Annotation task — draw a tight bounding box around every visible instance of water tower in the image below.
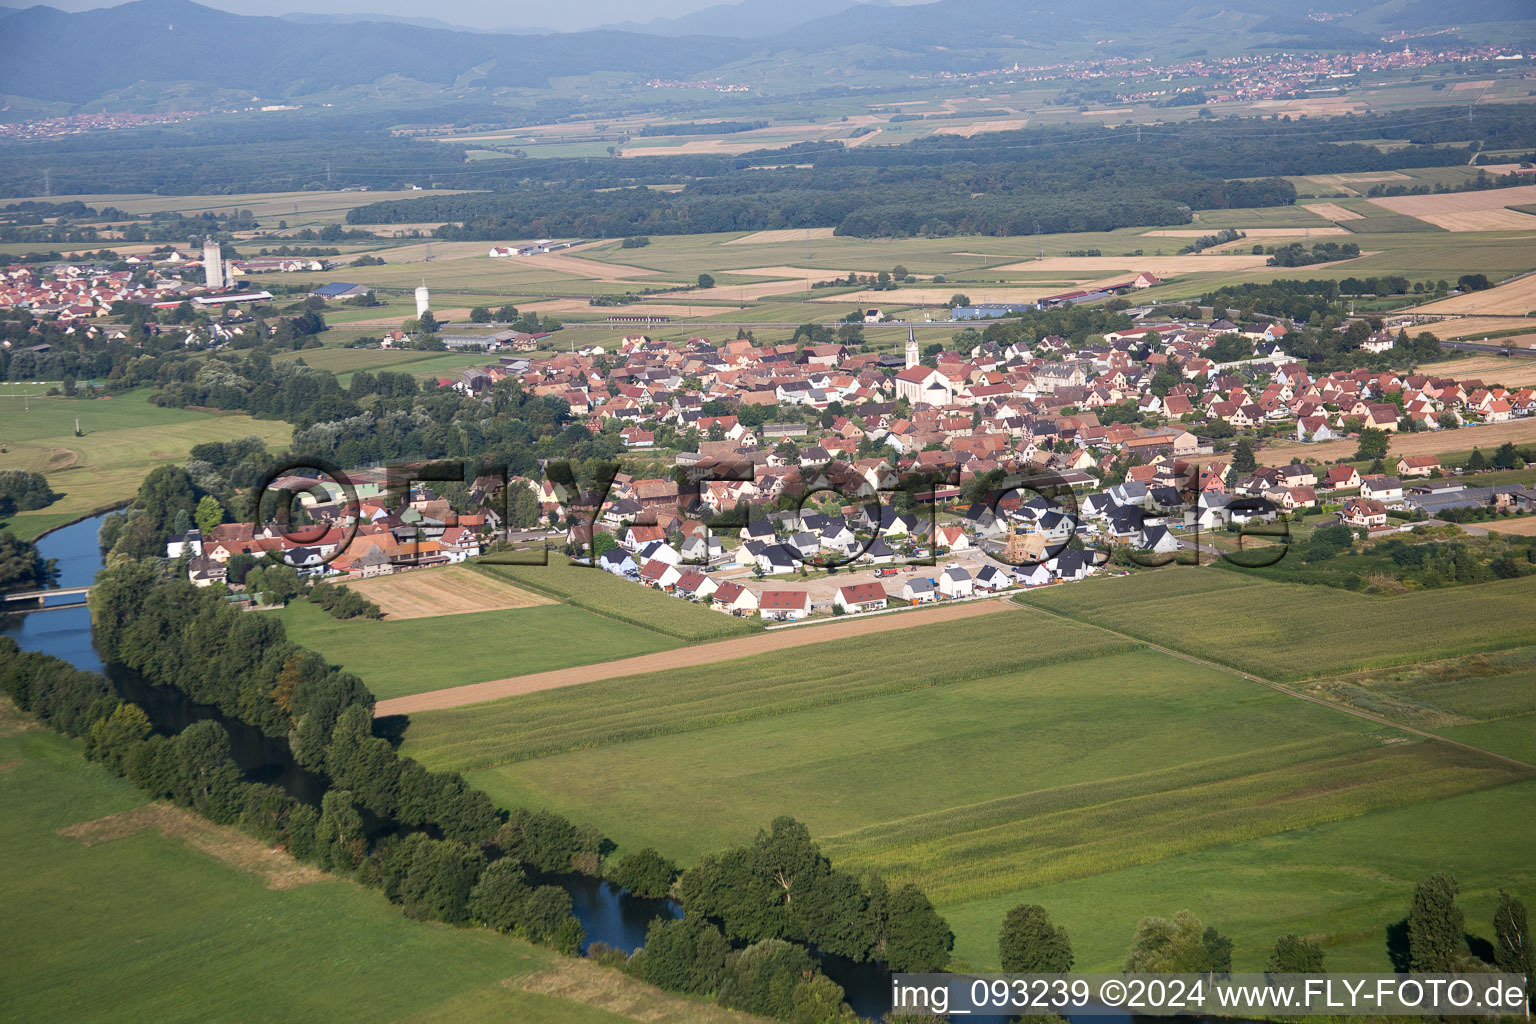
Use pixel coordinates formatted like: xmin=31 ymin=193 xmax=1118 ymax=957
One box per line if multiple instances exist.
xmin=415 ymin=281 xmax=430 ymax=317
xmin=203 ymin=237 xmax=224 ymax=289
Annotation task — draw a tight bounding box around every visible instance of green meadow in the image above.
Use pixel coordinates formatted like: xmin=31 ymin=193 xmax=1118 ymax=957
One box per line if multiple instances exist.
xmin=277 ymin=599 xmax=680 ymax=701
xmin=472 ymin=560 xmax=761 ymax=642
xmin=399 ymin=591 xmax=1533 ymax=972
xmin=0 ymin=707 xmax=664 ymax=1024
xmin=1015 ymin=569 xmax=1536 ymax=680
xmin=0 ymin=388 xmax=291 ymax=534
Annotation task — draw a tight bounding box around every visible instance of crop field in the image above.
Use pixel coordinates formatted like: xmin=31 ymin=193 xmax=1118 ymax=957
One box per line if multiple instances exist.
xmin=345 ymin=565 xmax=555 ymax=619
xmin=1015 ymin=571 xmax=1536 ymax=680
xmin=1417 ymin=270 xmax=1536 ymax=315
xmin=472 ymin=559 xmax=761 ymax=642
xmin=1306 ymin=646 xmax=1536 ymax=765
xmin=0 ymin=706 xmax=664 ymax=1024
xmin=941 ymin=781 xmax=1536 ymax=971
xmin=0 ymin=389 xmax=291 ymax=532
xmin=277 ymin=599 xmax=679 ymax=701
xmin=1367 ymin=184 xmax=1536 ymax=231
xmin=1236 ymin=416 xmax=1536 ymax=467
xmin=398 ymin=604 xmax=1532 ymax=973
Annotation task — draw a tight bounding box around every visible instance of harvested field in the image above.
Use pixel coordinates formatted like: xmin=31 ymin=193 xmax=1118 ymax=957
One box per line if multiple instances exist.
xmin=933 ymin=117 xmax=1031 ymax=136
xmin=1416 ymin=273 xmax=1536 ymax=315
xmin=57 ymin=803 xmax=329 ymax=890
xmin=345 ymin=565 xmax=554 ymax=619
xmin=1367 ymin=184 xmax=1536 ymax=232
xmin=992 ymin=253 xmax=1273 ymax=274
xmin=724 ymin=227 xmax=837 ymax=246
xmin=1417 ymin=316 xmax=1536 ymax=340
xmin=1306 ymin=172 xmax=1411 ymax=186
xmin=1303 ymin=202 xmax=1365 ymax=221
xmin=522 ymin=299 xmax=723 ymax=317
xmin=1241 ymin=418 xmax=1536 ymax=466
xmin=1479 ymin=517 xmax=1536 ymax=537
xmin=512 ymin=249 xmax=649 ymax=282
xmin=1418 ymin=353 xmax=1536 ymax=386
xmin=1142 ymin=227 xmax=1350 ymax=238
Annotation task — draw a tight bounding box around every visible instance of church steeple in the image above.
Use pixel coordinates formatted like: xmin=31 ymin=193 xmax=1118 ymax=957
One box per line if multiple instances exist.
xmin=905 ymin=325 xmax=919 ymax=370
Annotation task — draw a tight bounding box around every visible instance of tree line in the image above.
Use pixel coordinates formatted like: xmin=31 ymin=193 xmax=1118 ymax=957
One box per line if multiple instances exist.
xmin=1 ymin=563 xmax=966 ymax=1020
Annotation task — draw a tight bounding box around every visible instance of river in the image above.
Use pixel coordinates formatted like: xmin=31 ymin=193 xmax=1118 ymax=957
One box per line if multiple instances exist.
xmin=6 ymin=512 xmax=1180 ymax=1023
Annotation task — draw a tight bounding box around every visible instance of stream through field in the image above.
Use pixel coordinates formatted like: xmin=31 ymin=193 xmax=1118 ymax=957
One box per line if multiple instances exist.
xmin=8 ymin=512 xmax=1236 ymax=1023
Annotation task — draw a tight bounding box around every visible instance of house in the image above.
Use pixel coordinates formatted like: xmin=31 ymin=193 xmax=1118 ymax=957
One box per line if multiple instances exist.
xmin=1321 ymin=465 xmax=1362 ymax=491
xmin=1360 ymin=475 xmax=1404 ymax=505
xmin=759 ymin=589 xmax=810 ymax=621
xmin=637 ymin=559 xmax=683 ymax=590
xmin=712 ymin=580 xmax=760 ymax=616
xmin=934 ymin=524 xmax=971 ymax=551
xmin=598 ymin=549 xmax=638 ymax=576
xmin=1011 ymin=563 xmax=1053 ymax=588
xmin=680 ymin=533 xmax=723 ymax=564
xmin=308 ymin=282 xmax=372 ymax=301
xmin=938 ymin=566 xmax=974 ymax=598
xmin=1340 ymin=497 xmax=1388 ymax=529
xmin=973 ymin=565 xmax=1012 ymax=591
xmin=1397 ymin=455 xmax=1441 ymax=479
xmin=1137 ymin=524 xmax=1180 ymax=555
xmin=673 ymin=569 xmax=719 ymax=602
xmin=901 ymin=577 xmax=937 ymax=604
xmin=834 ymin=582 xmax=889 ymax=614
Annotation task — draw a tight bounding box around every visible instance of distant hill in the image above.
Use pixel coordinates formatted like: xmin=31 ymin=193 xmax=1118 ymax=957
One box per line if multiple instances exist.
xmin=0 ymin=0 xmax=742 ymax=105
xmin=0 ymin=0 xmax=1517 ymax=111
xmin=605 ymin=0 xmax=874 ymax=38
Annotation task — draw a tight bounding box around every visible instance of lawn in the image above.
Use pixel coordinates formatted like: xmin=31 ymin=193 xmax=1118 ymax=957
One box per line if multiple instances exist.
xmin=0 ymin=388 xmax=291 ymax=531
xmin=399 ymin=604 xmax=1530 ymax=974
xmin=277 ymin=599 xmax=680 ymax=701
xmin=1015 ymin=570 xmax=1536 ymax=680
xmin=0 ymin=706 xmax=650 ymax=1024
xmin=472 ymin=559 xmax=761 ymax=642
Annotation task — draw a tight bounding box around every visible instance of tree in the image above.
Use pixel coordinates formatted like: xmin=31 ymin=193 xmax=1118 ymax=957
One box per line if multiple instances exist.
xmin=999 ymin=904 xmax=1074 ymax=972
xmin=610 ymin=847 xmax=679 ymax=898
xmin=1407 ymin=871 xmax=1467 ymax=972
xmin=317 ymin=789 xmax=367 ymax=871
xmin=0 ymin=532 xmax=58 ymax=593
xmin=507 ymin=483 xmax=541 ymax=530
xmin=1492 ymin=890 xmax=1532 ymax=981
xmin=467 ymin=859 xmax=531 ymax=932
xmin=590 ymin=531 xmax=618 ymax=560
xmin=640 ymin=916 xmax=731 ymax=995
xmin=194 ymin=495 xmax=224 ymax=535
xmin=136 ymin=465 xmax=198 ymax=534
xmin=494 ymin=303 xmax=519 ymax=322
xmin=1268 ymin=934 xmax=1326 ymax=973
xmin=1232 ymin=439 xmax=1257 ymax=475
xmin=469 ymin=306 xmax=492 ymax=323
xmin=1466 ymin=447 xmax=1489 ymax=472
xmin=1492 ymin=441 xmax=1521 ymax=470
xmin=949 ymin=293 xmax=971 ymax=307
xmin=697 ymin=273 xmax=715 ymax=289
xmin=1124 ymin=911 xmax=1232 ymax=973
xmin=882 ymin=883 xmax=954 ymax=972
xmin=1354 ymin=428 xmax=1390 ymax=462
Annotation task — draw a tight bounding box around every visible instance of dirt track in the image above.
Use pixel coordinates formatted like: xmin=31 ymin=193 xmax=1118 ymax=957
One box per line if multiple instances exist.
xmin=374 ymin=597 xmax=1020 ymax=716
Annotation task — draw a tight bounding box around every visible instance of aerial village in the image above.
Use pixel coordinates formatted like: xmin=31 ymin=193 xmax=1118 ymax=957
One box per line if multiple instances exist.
xmin=160 ymin=307 xmax=1536 ymax=622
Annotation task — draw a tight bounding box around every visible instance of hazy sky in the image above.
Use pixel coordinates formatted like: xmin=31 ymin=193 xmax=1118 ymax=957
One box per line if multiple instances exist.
xmin=29 ymin=0 xmax=806 ymax=32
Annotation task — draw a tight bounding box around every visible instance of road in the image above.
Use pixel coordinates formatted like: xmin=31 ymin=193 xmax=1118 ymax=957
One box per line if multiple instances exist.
xmin=373 ymin=597 xmax=1020 ymax=716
